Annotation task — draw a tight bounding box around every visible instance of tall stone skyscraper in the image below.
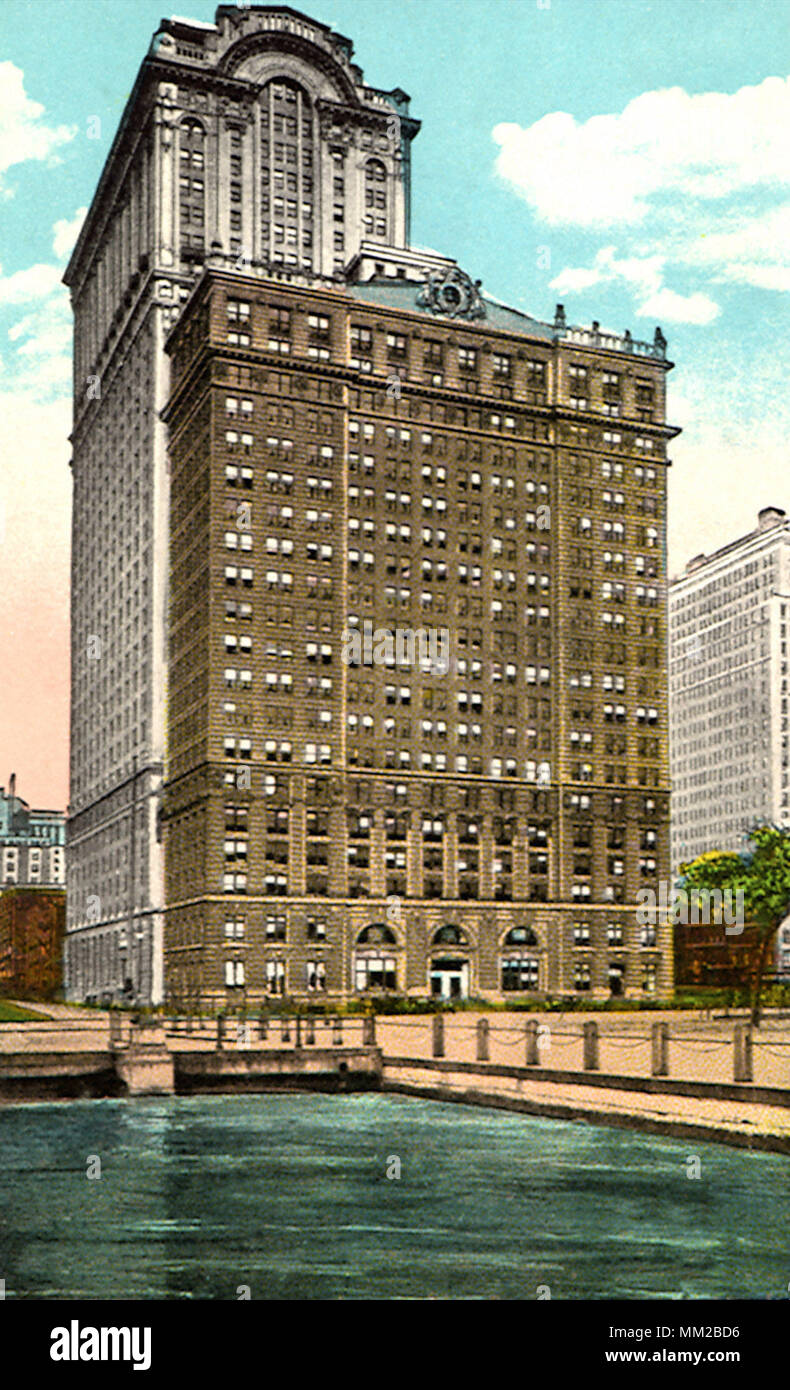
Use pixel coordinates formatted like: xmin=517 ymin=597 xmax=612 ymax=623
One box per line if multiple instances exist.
xmin=64 ymin=6 xmax=419 ymax=1003
xmin=66 ymin=5 xmax=678 ymax=1007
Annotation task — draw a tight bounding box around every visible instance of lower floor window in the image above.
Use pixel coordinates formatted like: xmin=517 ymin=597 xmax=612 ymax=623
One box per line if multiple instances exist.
xmin=224 ymin=960 xmax=245 ymax=987
xmin=608 ymin=962 xmax=626 ymax=994
xmin=355 ymin=954 xmax=396 ymax=992
xmin=574 ymin=963 xmax=591 ymax=991
xmin=266 ymin=960 xmax=285 ymax=995
xmin=501 ymin=956 xmax=539 ymax=991
xmin=306 ymin=961 xmax=326 ymax=991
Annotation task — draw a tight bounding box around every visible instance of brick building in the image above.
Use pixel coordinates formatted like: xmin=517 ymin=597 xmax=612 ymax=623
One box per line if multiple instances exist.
xmin=673 ymin=922 xmax=764 ymax=993
xmin=65 ymin=4 xmax=679 ymax=1006
xmin=0 ymin=889 xmax=65 ymax=1001
xmin=162 ymin=259 xmax=678 ymax=1008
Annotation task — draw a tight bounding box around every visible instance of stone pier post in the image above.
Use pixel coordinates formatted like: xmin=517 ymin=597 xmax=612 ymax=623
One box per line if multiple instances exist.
xmin=733 ymin=1023 xmax=753 ymax=1082
xmin=651 ymin=1022 xmax=669 ymax=1077
xmin=582 ymin=1020 xmax=599 ymax=1071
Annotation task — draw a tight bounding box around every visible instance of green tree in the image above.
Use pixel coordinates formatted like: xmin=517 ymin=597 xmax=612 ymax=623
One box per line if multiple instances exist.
xmin=680 ymin=826 xmax=790 ymax=1027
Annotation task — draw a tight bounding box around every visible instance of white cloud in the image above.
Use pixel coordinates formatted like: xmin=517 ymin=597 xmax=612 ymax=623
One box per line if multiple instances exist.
xmin=551 ymin=245 xmax=663 ymax=296
xmin=493 ymin=76 xmax=790 ymax=229
xmin=0 ymin=262 xmax=63 ymax=305
xmin=12 ymin=319 xmax=71 ymax=363
xmin=53 ymin=207 xmax=87 ymax=261
xmin=496 ymin=76 xmax=790 ymax=324
xmin=548 ymin=265 xmax=601 ymax=295
xmin=0 ymin=62 xmax=75 ymax=192
xmin=680 ymin=203 xmax=790 ymax=292
xmin=637 ymin=287 xmax=719 ymax=326
xmin=3 ymin=290 xmax=72 ymax=395
xmin=0 ymin=212 xmax=80 ymax=405
xmin=549 ymin=246 xmax=720 ymax=326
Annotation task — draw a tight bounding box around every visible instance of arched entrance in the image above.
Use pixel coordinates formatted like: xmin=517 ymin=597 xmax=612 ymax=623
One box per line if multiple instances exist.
xmin=429 ymin=925 xmax=471 ymax=999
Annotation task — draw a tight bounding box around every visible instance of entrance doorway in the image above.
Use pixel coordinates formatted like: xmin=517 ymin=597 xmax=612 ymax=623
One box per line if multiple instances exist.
xmin=608 ymin=963 xmax=626 ymax=997
xmin=430 ymin=958 xmax=470 ymax=999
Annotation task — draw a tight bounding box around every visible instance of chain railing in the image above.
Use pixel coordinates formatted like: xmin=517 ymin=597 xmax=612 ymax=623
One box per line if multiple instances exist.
xmin=374 ymin=1015 xmax=789 ymax=1089
xmin=4 ymin=1009 xmax=790 ymax=1090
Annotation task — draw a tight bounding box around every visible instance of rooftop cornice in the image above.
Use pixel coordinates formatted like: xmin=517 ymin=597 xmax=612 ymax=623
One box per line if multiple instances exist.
xmin=316 ymin=96 xmax=420 ymax=140
xmin=163 ymin=274 xmax=681 ymax=444
xmin=670 ymin=520 xmax=790 ymax=587
xmin=213 ymin=5 xmax=353 ymax=55
xmin=145 ymin=54 xmax=257 ymax=98
xmin=164 ymin=266 xmax=682 ymax=385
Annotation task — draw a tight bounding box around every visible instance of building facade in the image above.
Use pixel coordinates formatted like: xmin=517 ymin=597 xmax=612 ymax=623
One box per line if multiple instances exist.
xmin=163 ymin=260 xmax=677 ymax=1007
xmin=669 ymin=506 xmax=790 ymax=877
xmin=0 ymin=777 xmax=65 ymax=890
xmin=66 ymin=4 xmax=678 ymax=1006
xmin=0 ymin=889 xmax=65 ymax=1001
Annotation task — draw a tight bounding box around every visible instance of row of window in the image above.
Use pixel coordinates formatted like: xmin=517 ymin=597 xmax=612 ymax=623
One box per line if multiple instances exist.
xmin=220 ymin=957 xmax=658 ymax=994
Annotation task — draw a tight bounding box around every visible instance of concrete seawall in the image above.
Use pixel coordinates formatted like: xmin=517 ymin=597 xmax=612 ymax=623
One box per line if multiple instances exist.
xmin=0 ymin=1051 xmax=122 ymax=1101
xmin=0 ymin=1040 xmax=383 ymax=1101
xmin=382 ymin=1057 xmax=790 ymax=1154
xmin=177 ymin=1046 xmax=381 ymax=1094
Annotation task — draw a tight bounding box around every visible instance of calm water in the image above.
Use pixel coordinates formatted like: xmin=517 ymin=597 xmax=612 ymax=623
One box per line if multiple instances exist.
xmin=0 ymin=1093 xmax=787 ymax=1299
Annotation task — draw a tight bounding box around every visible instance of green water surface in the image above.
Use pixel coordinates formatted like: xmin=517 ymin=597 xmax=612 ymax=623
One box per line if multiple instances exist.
xmin=0 ymin=1093 xmax=786 ymax=1299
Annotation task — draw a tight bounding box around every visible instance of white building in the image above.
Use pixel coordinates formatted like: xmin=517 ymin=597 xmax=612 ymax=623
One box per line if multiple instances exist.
xmin=669 ymin=506 xmax=790 ymax=887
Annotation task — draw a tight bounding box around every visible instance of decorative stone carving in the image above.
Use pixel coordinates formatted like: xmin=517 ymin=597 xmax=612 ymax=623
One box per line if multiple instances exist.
xmin=317 ymin=106 xmax=356 ymax=148
xmin=416 ymin=267 xmax=486 ymax=321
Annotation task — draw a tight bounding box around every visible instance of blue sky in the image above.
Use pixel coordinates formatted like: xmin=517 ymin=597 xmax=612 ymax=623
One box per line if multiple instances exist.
xmin=1 ymin=0 xmax=789 ymax=803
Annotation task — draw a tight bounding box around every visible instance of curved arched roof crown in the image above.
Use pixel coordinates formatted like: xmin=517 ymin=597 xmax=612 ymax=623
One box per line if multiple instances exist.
xmin=218 ymin=30 xmax=362 ymax=107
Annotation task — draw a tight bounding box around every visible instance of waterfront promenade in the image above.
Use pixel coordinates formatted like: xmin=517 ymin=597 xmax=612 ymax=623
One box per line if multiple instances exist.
xmin=2 ymin=1004 xmax=790 ymax=1151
